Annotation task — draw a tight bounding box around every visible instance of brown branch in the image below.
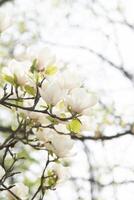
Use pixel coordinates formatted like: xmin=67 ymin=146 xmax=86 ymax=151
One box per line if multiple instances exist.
xmin=0 ymin=125 xmax=133 ymax=142
xmin=72 ymin=130 xmax=133 ymax=141
xmin=0 ymin=0 xmax=14 ymax=6
xmin=0 ymin=100 xmax=76 ymax=122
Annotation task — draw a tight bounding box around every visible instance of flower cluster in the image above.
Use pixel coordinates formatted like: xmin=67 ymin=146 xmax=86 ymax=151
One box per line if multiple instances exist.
xmin=0 ymin=47 xmax=97 ymax=199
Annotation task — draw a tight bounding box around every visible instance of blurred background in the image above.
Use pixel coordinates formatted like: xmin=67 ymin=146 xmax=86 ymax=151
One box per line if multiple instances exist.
xmin=0 ymin=0 xmax=134 ymax=199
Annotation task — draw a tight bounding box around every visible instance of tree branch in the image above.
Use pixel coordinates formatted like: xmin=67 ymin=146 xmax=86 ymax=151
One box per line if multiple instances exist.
xmin=0 ymin=0 xmax=14 ymax=6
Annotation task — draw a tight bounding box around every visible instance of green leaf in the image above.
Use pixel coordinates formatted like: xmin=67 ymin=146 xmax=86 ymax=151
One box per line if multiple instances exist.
xmin=4 ymin=75 xmax=14 ymax=85
xmin=45 ymin=66 xmax=57 ymax=75
xmin=67 ymin=118 xmax=82 ymax=134
xmin=4 ymin=74 xmax=20 ymax=86
xmin=24 ymin=85 xmax=36 ymax=96
xmin=30 ymin=59 xmax=38 ymax=73
xmin=47 ymin=116 xmax=58 ymax=125
xmin=14 ymin=74 xmax=18 ymax=85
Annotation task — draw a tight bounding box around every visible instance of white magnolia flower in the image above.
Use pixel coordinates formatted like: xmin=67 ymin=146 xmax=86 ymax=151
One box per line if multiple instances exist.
xmin=39 ymin=80 xmax=67 ymax=105
xmin=8 ymin=183 xmax=29 ymax=200
xmin=57 ymin=69 xmax=81 ymax=90
xmin=4 ymin=59 xmax=30 ymax=86
xmin=66 ymin=88 xmax=97 ymax=113
xmin=27 ymin=47 xmax=56 ymax=71
xmin=37 ymin=47 xmax=56 ymax=71
xmin=54 ymin=123 xmax=70 ymax=134
xmin=36 ymin=128 xmax=74 ymax=157
xmin=0 ymin=165 xmax=5 ymax=179
xmin=48 ymin=163 xmax=68 ymax=185
xmin=27 ymin=112 xmax=51 ymax=125
xmin=52 ymin=100 xmax=71 ymax=118
xmin=0 ymin=10 xmax=11 ymax=32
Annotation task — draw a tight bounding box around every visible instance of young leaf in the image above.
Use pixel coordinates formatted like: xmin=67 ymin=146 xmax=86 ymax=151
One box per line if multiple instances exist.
xmin=24 ymin=85 xmax=36 ymax=96
xmin=47 ymin=116 xmax=59 ymax=125
xmin=4 ymin=74 xmax=14 ymax=85
xmin=67 ymin=118 xmax=82 ymax=134
xmin=30 ymin=59 xmax=38 ymax=73
xmin=45 ymin=66 xmax=57 ymax=75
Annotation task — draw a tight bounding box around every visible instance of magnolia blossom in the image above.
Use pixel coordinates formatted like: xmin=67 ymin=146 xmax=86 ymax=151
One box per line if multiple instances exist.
xmin=57 ymin=70 xmax=81 ymax=90
xmin=0 ymin=10 xmax=11 ymax=32
xmin=26 ymin=111 xmax=51 ymax=125
xmin=36 ymin=128 xmax=74 ymax=157
xmin=66 ymin=88 xmax=97 ymax=113
xmin=4 ymin=59 xmax=30 ymax=86
xmin=37 ymin=47 xmax=56 ymax=71
xmin=0 ymin=165 xmax=5 ymax=179
xmin=8 ymin=183 xmax=29 ymax=200
xmin=39 ymin=80 xmax=67 ymax=105
xmin=48 ymin=163 xmax=68 ymax=185
xmin=27 ymin=47 xmax=56 ymax=71
xmin=52 ymin=100 xmax=71 ymax=118
xmin=54 ymin=123 xmax=70 ymax=134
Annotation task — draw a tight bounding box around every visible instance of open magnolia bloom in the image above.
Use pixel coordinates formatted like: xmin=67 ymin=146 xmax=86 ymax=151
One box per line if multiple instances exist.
xmin=0 ymin=165 xmax=5 ymax=180
xmin=52 ymin=100 xmax=72 ymax=118
xmin=39 ymin=68 xmax=82 ymax=106
xmin=39 ymin=67 xmax=98 ymax=112
xmin=27 ymin=47 xmax=56 ymax=72
xmin=26 ymin=111 xmax=51 ymax=125
xmin=66 ymin=88 xmax=98 ymax=113
xmin=54 ymin=123 xmax=70 ymax=134
xmin=36 ymin=47 xmax=56 ymax=72
xmin=0 ymin=45 xmax=98 ymax=198
xmin=39 ymin=80 xmax=68 ymax=106
xmin=8 ymin=183 xmax=29 ymax=200
xmin=3 ymin=59 xmax=31 ymax=86
xmin=35 ymin=128 xmax=74 ymax=158
xmin=45 ymin=163 xmax=68 ymax=188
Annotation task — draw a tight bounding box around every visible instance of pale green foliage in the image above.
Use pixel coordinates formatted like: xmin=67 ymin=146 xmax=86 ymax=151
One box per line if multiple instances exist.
xmin=67 ymin=118 xmax=82 ymax=134
xmin=45 ymin=66 xmax=57 ymax=75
